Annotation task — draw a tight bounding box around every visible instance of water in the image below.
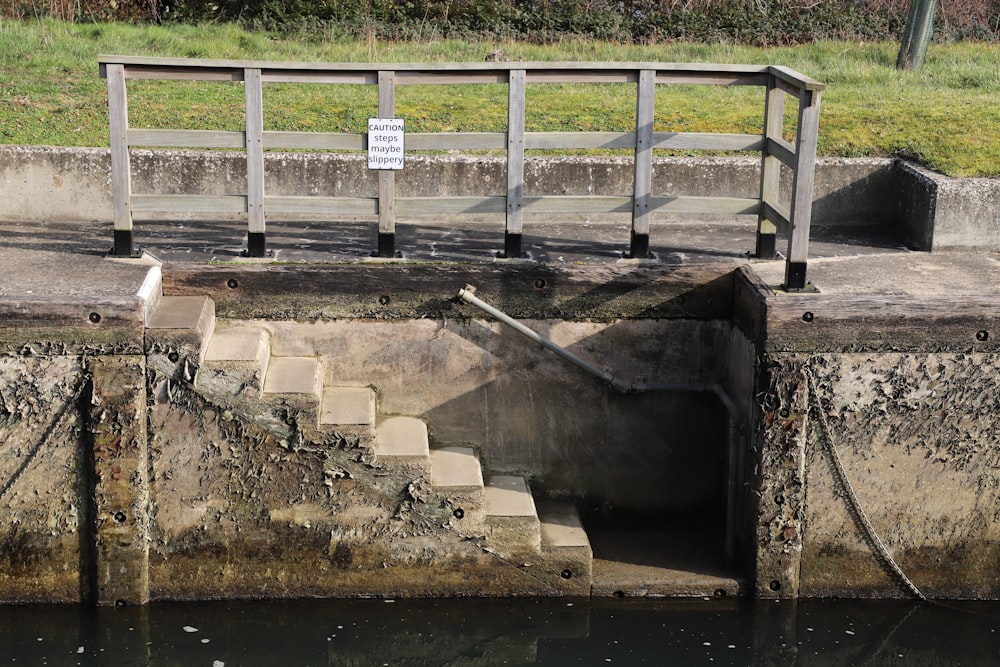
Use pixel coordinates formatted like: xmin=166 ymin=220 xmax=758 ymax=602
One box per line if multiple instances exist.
xmin=1 ymin=597 xmax=998 ymax=666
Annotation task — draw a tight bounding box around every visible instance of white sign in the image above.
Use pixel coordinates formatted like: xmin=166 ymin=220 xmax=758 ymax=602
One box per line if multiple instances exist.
xmin=368 ymin=118 xmax=405 ymax=170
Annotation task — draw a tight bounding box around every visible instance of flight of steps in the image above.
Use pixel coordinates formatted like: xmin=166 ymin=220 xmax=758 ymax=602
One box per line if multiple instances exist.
xmin=144 ymin=294 xmax=592 ymax=586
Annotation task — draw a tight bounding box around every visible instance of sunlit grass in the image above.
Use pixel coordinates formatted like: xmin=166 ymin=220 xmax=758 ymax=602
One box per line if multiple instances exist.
xmin=1 ymin=18 xmax=997 ymax=176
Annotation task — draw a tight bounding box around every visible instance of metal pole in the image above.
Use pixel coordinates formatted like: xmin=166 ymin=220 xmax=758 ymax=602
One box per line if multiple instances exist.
xmin=897 ymin=0 xmax=938 ymax=71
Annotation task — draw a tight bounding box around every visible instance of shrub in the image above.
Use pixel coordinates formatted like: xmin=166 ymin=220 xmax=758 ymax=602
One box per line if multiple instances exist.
xmin=3 ymin=0 xmax=998 ymax=42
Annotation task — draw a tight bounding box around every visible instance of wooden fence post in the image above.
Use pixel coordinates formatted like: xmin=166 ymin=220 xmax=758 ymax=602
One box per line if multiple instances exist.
xmin=244 ymin=68 xmax=267 ymax=257
xmin=756 ymin=78 xmax=784 ymax=261
xmin=505 ymin=69 xmax=526 ymax=259
xmin=630 ymin=69 xmax=655 ymax=259
xmin=786 ymin=88 xmax=821 ymax=290
xmin=377 ymin=70 xmax=397 ymax=258
xmin=106 ymin=63 xmax=137 ymax=257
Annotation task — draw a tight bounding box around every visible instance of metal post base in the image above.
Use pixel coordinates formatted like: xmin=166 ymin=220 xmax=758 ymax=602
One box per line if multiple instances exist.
xmin=755 ymin=233 xmax=777 ymax=260
xmin=628 ymin=231 xmax=649 ymax=259
xmin=245 ymin=232 xmax=267 ymax=258
xmin=784 ymin=261 xmax=808 ymax=291
xmin=504 ymin=233 xmax=522 ymax=259
xmin=109 ymin=229 xmax=141 ymax=258
xmin=377 ymin=233 xmax=395 ymax=258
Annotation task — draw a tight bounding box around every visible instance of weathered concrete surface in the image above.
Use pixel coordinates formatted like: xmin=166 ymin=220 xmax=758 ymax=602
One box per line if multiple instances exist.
xmin=0 ymin=145 xmax=893 ymax=221
xmin=8 ymin=144 xmax=1000 ymax=254
xmin=162 ymin=263 xmax=738 ymax=321
xmin=4 ymin=210 xmax=1000 ymax=602
xmin=0 ymin=356 xmax=87 ymax=603
xmin=746 ymin=357 xmax=808 ymax=600
xmin=0 ymin=296 xmax=147 ymax=356
xmin=144 ymin=379 xmax=588 ymax=599
xmin=801 ymin=352 xmax=1000 ymax=599
xmin=254 ymin=316 xmax=730 ymax=516
xmin=739 ymin=255 xmax=1000 ymax=600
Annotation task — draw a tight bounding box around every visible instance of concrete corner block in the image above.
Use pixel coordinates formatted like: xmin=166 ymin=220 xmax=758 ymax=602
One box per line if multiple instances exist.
xmin=893 ymin=159 xmax=1000 ymax=252
xmin=145 ymin=295 xmax=216 ymax=381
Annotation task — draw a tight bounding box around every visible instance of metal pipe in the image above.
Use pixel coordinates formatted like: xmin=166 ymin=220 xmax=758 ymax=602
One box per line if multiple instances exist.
xmin=458 ymin=284 xmax=712 ymax=395
xmin=458 ymin=284 xmax=628 ymax=391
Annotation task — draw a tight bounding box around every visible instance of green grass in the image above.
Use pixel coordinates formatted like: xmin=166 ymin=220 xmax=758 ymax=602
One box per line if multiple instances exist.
xmin=1 ymin=19 xmax=998 ymax=177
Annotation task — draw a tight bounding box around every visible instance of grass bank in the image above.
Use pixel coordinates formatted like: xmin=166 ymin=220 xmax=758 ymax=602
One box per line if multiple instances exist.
xmin=1 ymin=19 xmax=997 ymax=177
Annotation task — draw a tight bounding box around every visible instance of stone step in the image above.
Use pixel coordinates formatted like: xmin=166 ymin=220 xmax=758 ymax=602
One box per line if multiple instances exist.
xmin=538 ymin=501 xmax=591 ymax=551
xmin=320 ymin=386 xmax=376 ymax=426
xmin=318 ymin=385 xmax=378 ymax=448
xmin=263 ymin=356 xmax=322 ymax=396
xmin=537 ymin=500 xmax=593 ymax=594
xmin=197 ymin=325 xmax=271 ymax=396
xmin=375 ymin=416 xmax=430 ymax=466
xmin=430 ymin=446 xmax=486 ymax=528
xmin=262 ymin=356 xmax=323 ymax=422
xmin=145 ymin=295 xmax=216 ymax=372
xmin=484 ymin=475 xmax=541 ymax=555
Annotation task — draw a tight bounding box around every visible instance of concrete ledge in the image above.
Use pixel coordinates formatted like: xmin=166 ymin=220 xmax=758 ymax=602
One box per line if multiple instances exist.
xmin=0 ymin=295 xmax=146 ymax=355
xmin=162 ymin=262 xmax=737 ymax=321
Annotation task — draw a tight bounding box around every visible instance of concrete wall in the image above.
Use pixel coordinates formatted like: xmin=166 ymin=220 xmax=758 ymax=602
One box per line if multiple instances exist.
xmin=800 ymin=352 xmax=1000 ymax=599
xmin=1 ymin=144 xmax=910 ymax=228
xmin=6 ymin=256 xmax=1000 ymax=601
xmin=0 ymin=278 xmax=736 ymax=602
xmin=7 ymin=144 xmax=998 ymax=250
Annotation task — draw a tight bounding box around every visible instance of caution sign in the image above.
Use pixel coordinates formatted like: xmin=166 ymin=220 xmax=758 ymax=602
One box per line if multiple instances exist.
xmin=367 ymin=118 xmax=404 ymax=170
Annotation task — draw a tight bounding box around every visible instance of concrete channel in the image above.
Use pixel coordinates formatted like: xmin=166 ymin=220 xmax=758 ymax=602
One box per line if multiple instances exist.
xmin=1 ymin=148 xmax=1000 ymax=604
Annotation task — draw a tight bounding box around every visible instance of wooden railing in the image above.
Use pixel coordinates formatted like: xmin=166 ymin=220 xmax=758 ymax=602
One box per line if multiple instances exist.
xmin=99 ymin=56 xmax=824 ymax=290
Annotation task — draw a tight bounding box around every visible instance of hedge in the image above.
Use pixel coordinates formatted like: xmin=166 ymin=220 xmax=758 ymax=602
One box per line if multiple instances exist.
xmin=5 ymin=0 xmax=999 ymax=43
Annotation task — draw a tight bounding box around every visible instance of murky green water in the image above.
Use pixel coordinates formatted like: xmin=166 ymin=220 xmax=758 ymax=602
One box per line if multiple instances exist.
xmin=1 ymin=597 xmax=998 ymax=666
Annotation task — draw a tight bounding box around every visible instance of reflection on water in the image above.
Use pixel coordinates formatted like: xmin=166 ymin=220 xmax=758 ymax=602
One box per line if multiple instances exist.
xmin=0 ymin=596 xmax=998 ymax=666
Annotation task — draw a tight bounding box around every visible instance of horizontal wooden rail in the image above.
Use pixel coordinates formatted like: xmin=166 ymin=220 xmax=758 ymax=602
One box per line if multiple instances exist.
xmin=101 ymin=56 xmax=824 ymax=289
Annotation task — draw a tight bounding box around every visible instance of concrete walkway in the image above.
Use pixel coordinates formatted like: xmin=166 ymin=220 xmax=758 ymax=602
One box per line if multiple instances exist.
xmin=4 ymin=216 xmax=997 ymax=301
